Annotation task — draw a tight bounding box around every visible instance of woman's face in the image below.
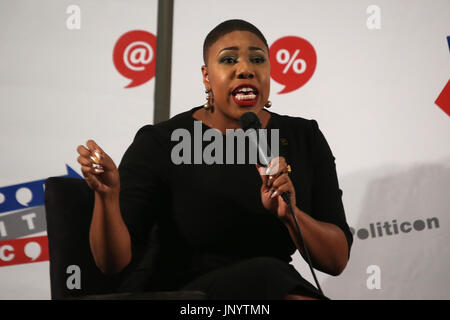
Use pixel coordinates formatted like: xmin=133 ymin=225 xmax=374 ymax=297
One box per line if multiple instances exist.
xmin=202 ymin=30 xmax=270 ymax=122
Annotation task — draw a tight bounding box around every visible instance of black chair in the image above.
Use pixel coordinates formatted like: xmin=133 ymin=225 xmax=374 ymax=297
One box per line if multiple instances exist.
xmin=44 ymin=177 xmax=205 ymax=300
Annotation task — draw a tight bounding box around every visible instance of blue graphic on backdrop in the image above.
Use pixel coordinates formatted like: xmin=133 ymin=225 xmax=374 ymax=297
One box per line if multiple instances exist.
xmin=0 ymin=165 xmax=81 ymax=214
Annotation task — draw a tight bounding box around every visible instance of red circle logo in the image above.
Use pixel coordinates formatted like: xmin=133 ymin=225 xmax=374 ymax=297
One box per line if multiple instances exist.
xmin=113 ymin=30 xmax=157 ymax=88
xmin=270 ymin=36 xmax=317 ymax=94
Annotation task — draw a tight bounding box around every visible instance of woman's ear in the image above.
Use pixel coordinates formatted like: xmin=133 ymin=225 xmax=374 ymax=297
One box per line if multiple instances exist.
xmin=201 ymin=65 xmax=209 ymax=87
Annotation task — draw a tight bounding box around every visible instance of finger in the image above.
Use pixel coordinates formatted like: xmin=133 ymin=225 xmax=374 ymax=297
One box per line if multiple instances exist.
xmin=256 ymin=164 xmax=269 ymax=188
xmin=81 ymin=165 xmax=104 ymax=178
xmin=77 ymin=155 xmax=92 ymax=167
xmin=78 ymin=152 xmax=105 ymax=173
xmin=77 ymin=145 xmax=91 ymax=157
xmin=86 ymin=140 xmax=104 ymax=154
xmin=267 ymin=157 xmax=286 ymax=172
xmin=270 ymin=174 xmax=294 ymax=198
xmin=77 ymin=144 xmax=105 ymax=170
xmin=267 ymin=167 xmax=288 ymax=188
xmin=81 ymin=165 xmax=105 ymax=188
xmin=270 ymin=182 xmax=291 ymax=199
xmin=85 ymin=140 xmax=106 ymax=164
xmin=266 ymin=157 xmax=288 ymax=187
xmin=80 ymin=165 xmax=91 ymax=177
xmin=83 ymin=171 xmax=102 ymax=191
xmin=86 ymin=141 xmax=117 ymax=172
xmin=265 ymin=157 xmax=285 ymax=176
xmin=271 ymin=172 xmax=290 ymax=189
xmin=267 ymin=174 xmax=276 ymax=188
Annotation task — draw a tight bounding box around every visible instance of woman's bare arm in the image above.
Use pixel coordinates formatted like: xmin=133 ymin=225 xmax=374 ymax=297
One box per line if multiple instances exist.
xmin=77 ymin=140 xmax=132 ymax=275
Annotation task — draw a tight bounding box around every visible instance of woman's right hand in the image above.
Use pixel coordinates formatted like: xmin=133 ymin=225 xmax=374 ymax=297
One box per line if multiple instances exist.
xmin=76 ymin=140 xmax=120 ymax=197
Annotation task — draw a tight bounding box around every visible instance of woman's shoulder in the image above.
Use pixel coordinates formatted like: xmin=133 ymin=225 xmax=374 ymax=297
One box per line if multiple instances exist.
xmin=133 ymin=106 xmax=198 ymax=140
xmin=269 ymin=110 xmax=320 ymax=136
xmin=269 ymin=111 xmax=333 ymax=157
xmin=122 ymin=107 xmax=198 ymax=164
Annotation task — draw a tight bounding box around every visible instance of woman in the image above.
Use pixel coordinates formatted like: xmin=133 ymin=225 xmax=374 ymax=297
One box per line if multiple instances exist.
xmin=76 ymin=19 xmax=352 ymax=300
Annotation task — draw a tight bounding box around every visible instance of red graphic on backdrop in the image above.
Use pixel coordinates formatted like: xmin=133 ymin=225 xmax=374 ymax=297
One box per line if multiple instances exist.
xmin=113 ymin=30 xmax=157 ymax=88
xmin=0 ymin=235 xmax=48 ymax=267
xmin=270 ymin=36 xmax=317 ymax=94
xmin=434 ymin=36 xmax=450 ymax=116
xmin=435 ymin=80 xmax=450 ymax=117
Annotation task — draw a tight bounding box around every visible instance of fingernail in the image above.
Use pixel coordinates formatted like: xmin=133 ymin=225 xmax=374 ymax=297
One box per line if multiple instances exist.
xmin=90 ymin=156 xmax=99 ymax=164
xmin=271 ymin=191 xmax=278 ymax=198
xmin=94 ymin=168 xmax=104 ymax=173
xmin=94 ymin=150 xmax=102 ymax=160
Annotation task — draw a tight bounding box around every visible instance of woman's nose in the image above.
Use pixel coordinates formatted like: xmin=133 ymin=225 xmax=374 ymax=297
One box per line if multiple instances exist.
xmin=236 ymin=61 xmax=255 ymax=79
xmin=238 ymin=72 xmax=254 ymax=79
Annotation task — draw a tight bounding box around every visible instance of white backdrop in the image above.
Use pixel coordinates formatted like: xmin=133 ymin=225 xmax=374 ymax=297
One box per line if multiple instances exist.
xmin=170 ymin=0 xmax=450 ymax=299
xmin=0 ymin=0 xmax=449 ymax=300
xmin=0 ymin=0 xmax=158 ymax=299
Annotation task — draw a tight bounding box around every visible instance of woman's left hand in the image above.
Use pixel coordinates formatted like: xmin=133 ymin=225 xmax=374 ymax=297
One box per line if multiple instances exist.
xmin=257 ymin=156 xmax=296 ymax=221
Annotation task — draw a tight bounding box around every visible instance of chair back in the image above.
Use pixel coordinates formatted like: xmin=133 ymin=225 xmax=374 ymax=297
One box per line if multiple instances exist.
xmin=44 ymin=177 xmax=121 ymax=299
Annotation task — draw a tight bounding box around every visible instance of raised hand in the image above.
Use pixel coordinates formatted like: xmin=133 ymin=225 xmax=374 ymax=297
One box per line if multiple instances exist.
xmin=257 ymin=157 xmax=296 ymax=221
xmin=76 ymin=140 xmax=120 ymax=197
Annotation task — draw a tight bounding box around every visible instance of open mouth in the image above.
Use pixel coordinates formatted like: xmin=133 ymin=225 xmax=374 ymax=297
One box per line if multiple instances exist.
xmin=231 ymin=84 xmax=259 ymax=106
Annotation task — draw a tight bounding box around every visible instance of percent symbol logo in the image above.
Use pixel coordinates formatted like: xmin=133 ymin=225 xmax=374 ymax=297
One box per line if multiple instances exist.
xmin=270 ymin=36 xmax=317 ymax=94
xmin=276 ymin=49 xmax=306 ymax=74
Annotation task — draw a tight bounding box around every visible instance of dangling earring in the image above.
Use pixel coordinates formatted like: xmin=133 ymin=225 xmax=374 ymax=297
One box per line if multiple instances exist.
xmin=204 ymin=90 xmax=211 ymax=109
xmin=204 ymin=89 xmax=213 ymax=110
xmin=265 ymin=100 xmax=272 ymax=108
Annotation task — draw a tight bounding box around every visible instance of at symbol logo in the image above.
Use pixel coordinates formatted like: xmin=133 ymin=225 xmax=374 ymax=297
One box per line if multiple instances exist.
xmin=113 ymin=30 xmax=157 ymax=88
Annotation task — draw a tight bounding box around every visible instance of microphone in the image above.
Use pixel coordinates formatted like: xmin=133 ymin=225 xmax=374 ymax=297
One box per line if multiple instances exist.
xmin=239 ymin=111 xmax=325 ymax=296
xmin=239 ymin=112 xmax=290 ymax=205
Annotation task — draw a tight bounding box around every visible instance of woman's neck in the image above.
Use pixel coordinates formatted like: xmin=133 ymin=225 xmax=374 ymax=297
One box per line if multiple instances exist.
xmin=193 ymin=107 xmax=271 ymax=134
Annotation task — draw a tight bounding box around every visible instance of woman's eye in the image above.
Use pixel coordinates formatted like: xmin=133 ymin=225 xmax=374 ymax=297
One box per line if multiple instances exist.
xmin=220 ymin=57 xmax=237 ymax=64
xmin=251 ymin=56 xmax=266 ymax=64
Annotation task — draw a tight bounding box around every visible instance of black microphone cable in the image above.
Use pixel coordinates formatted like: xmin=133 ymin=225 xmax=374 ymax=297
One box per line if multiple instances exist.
xmin=281 ymin=192 xmax=324 ymax=297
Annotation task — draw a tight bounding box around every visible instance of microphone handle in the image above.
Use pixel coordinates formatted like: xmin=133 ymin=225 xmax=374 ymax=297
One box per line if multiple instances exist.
xmin=248 ymin=131 xmax=291 ymax=205
xmin=281 ymin=192 xmax=291 ymax=205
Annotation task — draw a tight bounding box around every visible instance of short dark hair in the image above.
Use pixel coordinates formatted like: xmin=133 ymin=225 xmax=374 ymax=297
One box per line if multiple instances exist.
xmin=203 ymin=19 xmax=269 ymax=65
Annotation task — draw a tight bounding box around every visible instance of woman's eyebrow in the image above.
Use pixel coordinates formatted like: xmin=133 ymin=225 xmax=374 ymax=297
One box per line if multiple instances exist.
xmin=248 ymin=46 xmax=265 ymax=52
xmin=218 ymin=46 xmax=265 ymax=55
xmin=218 ymin=46 xmax=239 ymax=54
